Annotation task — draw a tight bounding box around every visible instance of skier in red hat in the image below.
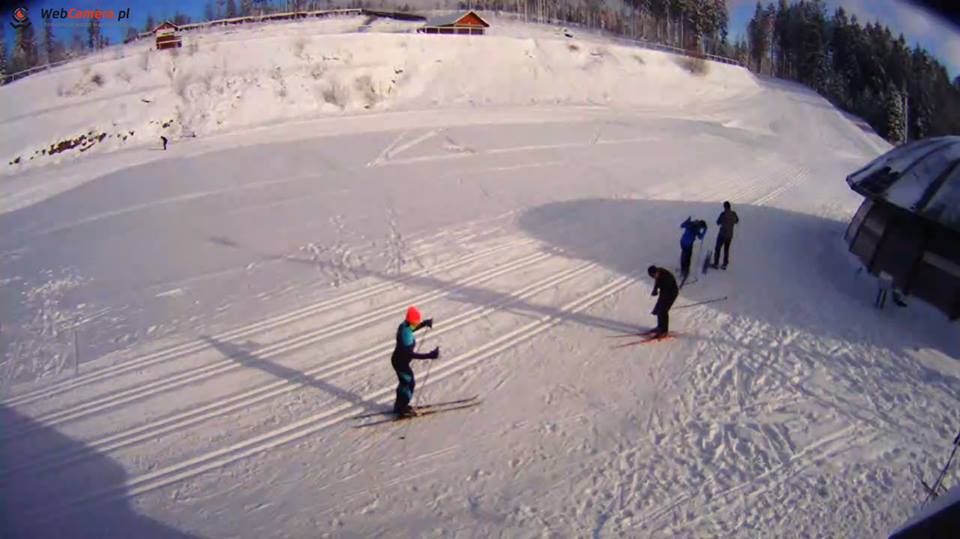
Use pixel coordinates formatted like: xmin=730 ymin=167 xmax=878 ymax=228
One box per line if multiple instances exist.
xmin=391 ymin=306 xmax=439 ymax=416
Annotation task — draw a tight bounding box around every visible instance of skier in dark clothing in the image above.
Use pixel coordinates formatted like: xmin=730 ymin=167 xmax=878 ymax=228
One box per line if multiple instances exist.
xmin=712 ymin=201 xmax=740 ymax=269
xmin=647 ymin=265 xmax=679 ymax=337
xmin=679 ymin=217 xmax=707 ymax=280
xmin=391 ymin=306 xmax=439 ymax=417
xmin=160 ymin=136 xmax=168 ymax=151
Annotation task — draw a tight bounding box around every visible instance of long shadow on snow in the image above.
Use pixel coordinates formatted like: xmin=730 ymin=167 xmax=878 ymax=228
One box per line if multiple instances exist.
xmin=0 ymin=405 xmax=197 ymax=538
xmin=200 ymin=336 xmax=383 ymax=414
xmin=211 ymin=241 xmax=645 ymax=337
xmin=515 ymin=198 xmax=960 ymax=366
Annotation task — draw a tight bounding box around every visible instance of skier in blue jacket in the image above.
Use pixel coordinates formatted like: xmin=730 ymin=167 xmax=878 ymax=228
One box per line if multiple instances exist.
xmin=679 ymin=217 xmax=707 ymax=280
xmin=391 ymin=306 xmax=439 ymax=417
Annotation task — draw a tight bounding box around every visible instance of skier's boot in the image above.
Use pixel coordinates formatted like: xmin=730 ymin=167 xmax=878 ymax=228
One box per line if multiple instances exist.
xmin=394 ymin=405 xmax=417 ymax=418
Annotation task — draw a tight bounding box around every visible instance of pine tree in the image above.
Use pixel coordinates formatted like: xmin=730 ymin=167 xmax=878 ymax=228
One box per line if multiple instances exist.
xmin=87 ymin=18 xmax=102 ymax=50
xmin=885 ymin=83 xmax=905 ymax=144
xmin=68 ymin=29 xmax=85 ymax=58
xmin=227 ymin=0 xmax=238 ymax=18
xmin=12 ymin=20 xmax=39 ymax=72
xmin=43 ymin=16 xmax=62 ymax=65
xmin=145 ymin=15 xmax=156 ymax=33
xmin=747 ymin=2 xmax=772 ymax=73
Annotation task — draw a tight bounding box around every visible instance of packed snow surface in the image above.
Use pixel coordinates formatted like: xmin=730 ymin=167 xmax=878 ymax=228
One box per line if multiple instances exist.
xmin=1 ymin=14 xmax=957 ymax=539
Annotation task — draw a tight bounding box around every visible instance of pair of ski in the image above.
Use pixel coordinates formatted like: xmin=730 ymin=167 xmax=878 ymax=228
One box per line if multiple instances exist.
xmin=353 ymin=395 xmax=481 ymax=428
xmin=608 ymin=329 xmax=675 ymax=348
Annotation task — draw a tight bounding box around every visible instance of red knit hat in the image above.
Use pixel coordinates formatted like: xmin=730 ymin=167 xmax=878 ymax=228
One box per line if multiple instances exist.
xmin=405 ymin=306 xmax=422 ymax=325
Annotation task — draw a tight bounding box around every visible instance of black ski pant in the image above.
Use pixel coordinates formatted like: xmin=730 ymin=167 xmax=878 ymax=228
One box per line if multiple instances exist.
xmin=680 ymin=245 xmax=693 ymax=277
xmin=392 ymin=362 xmax=415 ymax=413
xmin=653 ymin=293 xmax=677 ymax=334
xmin=713 ymin=235 xmax=732 ymax=267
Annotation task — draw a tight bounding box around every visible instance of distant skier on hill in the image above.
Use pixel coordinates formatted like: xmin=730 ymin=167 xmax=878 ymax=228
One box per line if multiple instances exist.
xmin=647 ymin=265 xmax=679 ymax=338
xmin=712 ymin=201 xmax=740 ymax=270
xmin=391 ymin=306 xmax=439 ymax=417
xmin=679 ymin=217 xmax=707 ymax=280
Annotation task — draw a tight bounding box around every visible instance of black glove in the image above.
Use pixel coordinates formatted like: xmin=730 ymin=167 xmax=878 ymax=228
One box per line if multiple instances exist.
xmin=651 ymin=290 xmax=659 ymax=296
xmin=422 ymin=318 xmax=433 ymax=329
xmin=428 ymin=347 xmax=440 ymax=359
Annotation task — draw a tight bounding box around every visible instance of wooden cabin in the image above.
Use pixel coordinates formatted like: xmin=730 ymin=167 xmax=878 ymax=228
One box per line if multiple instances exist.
xmin=417 ymin=11 xmax=489 ymax=35
xmin=154 ymin=21 xmax=182 ymax=50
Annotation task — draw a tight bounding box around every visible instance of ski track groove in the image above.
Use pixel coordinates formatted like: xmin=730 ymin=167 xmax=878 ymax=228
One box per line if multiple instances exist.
xmin=3 ymin=260 xmax=599 ymax=478
xmin=1 ymin=237 xmax=537 ymax=410
xmin=2 ymin=249 xmax=555 ymax=437
xmin=29 ymin=272 xmax=638 ymax=519
xmin=372 ymin=136 xmax=658 ymax=168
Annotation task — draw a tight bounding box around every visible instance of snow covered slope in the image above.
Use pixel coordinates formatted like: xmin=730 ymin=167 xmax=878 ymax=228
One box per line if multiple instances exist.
xmin=0 ymin=13 xmax=755 ymax=192
xmin=1 ymin=14 xmax=956 ymax=539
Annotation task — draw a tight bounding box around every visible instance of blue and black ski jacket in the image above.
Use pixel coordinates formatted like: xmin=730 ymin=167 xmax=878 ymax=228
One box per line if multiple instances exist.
xmin=391 ymin=322 xmax=434 ymax=370
xmin=680 ymin=218 xmax=707 ymax=249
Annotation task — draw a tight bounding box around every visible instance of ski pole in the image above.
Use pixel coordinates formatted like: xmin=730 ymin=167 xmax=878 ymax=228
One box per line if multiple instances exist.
xmin=924 ymin=427 xmax=960 ymax=505
xmin=673 ymin=296 xmax=728 ymax=309
xmin=411 ymin=327 xmax=434 ymax=409
xmin=696 ymin=236 xmax=705 ymax=272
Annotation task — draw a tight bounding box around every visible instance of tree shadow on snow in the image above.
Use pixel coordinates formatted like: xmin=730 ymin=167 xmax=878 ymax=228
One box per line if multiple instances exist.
xmin=516 ymin=198 xmax=960 ymax=363
xmin=0 ymin=405 xmax=197 ymax=538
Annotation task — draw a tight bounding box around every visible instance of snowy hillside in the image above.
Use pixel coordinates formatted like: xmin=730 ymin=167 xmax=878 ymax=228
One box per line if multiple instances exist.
xmin=1 ymin=13 xmax=754 ymax=192
xmin=1 ymin=13 xmax=957 ymax=539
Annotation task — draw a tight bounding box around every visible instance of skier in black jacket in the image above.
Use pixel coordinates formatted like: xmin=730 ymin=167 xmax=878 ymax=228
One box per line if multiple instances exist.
xmin=712 ymin=201 xmax=740 ymax=269
xmin=392 ymin=306 xmax=439 ymax=416
xmin=647 ymin=265 xmax=679 ymax=337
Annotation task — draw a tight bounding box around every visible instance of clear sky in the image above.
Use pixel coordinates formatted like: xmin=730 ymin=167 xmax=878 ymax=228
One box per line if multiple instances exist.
xmin=4 ymin=0 xmax=959 ymax=77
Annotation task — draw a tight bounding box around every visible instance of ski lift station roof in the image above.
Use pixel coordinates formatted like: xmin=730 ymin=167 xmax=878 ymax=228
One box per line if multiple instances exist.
xmin=847 ymin=136 xmax=960 ymax=234
xmin=844 ymin=137 xmax=960 ymax=319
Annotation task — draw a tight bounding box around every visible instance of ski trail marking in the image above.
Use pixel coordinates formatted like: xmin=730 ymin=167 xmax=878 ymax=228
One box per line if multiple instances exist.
xmin=2 ymin=250 xmax=554 ymax=437
xmin=367 ymin=128 xmax=439 ymax=167
xmin=376 ymin=136 xmax=657 ymax=167
xmin=366 ymin=130 xmax=408 ymax=167
xmin=27 ymin=273 xmax=637 ymax=518
xmin=5 ymin=212 xmax=521 ymax=406
xmin=2 ymin=261 xmax=598 ymax=477
xmin=3 ymin=237 xmax=536 ymax=409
